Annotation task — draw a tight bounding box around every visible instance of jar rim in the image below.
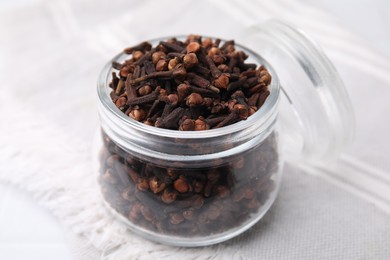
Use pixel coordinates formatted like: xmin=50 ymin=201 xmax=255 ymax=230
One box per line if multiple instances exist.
xmin=97 ymin=35 xmax=280 ymax=140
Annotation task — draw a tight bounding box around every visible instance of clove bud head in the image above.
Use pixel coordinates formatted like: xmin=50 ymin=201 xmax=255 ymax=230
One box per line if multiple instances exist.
xmin=186 ymin=93 xmax=204 ymax=107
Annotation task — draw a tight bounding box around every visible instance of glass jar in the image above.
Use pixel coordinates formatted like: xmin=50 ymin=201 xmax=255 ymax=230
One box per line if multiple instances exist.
xmin=95 ymin=20 xmax=354 ymax=246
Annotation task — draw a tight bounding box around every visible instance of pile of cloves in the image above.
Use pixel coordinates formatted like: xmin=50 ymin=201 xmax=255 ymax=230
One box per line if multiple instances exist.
xmin=109 ymin=34 xmax=272 ymax=130
xmin=99 ymin=131 xmax=278 ymax=236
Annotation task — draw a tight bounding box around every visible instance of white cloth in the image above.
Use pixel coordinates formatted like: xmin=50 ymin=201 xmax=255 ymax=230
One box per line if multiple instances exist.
xmin=1 ymin=0 xmax=390 ymax=259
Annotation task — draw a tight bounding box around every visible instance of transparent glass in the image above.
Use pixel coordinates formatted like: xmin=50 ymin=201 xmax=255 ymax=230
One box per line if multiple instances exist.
xmin=96 ymin=37 xmax=283 ymax=246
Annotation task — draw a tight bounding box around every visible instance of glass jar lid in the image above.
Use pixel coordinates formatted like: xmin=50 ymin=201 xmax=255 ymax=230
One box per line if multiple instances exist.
xmin=239 ymin=20 xmax=355 ymax=164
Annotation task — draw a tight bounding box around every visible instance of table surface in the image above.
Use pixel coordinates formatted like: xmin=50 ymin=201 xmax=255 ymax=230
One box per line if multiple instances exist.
xmin=0 ymin=184 xmax=72 ymax=260
xmin=0 ymin=0 xmax=389 ymax=259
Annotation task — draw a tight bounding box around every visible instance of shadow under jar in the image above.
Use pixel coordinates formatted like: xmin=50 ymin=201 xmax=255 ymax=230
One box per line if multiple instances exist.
xmin=96 ymin=36 xmax=282 ymax=246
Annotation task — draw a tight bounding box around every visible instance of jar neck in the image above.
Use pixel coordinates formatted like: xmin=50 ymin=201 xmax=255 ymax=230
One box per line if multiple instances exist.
xmin=97 ymin=37 xmax=281 ymax=167
xmin=98 ymin=105 xmax=278 ymax=166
